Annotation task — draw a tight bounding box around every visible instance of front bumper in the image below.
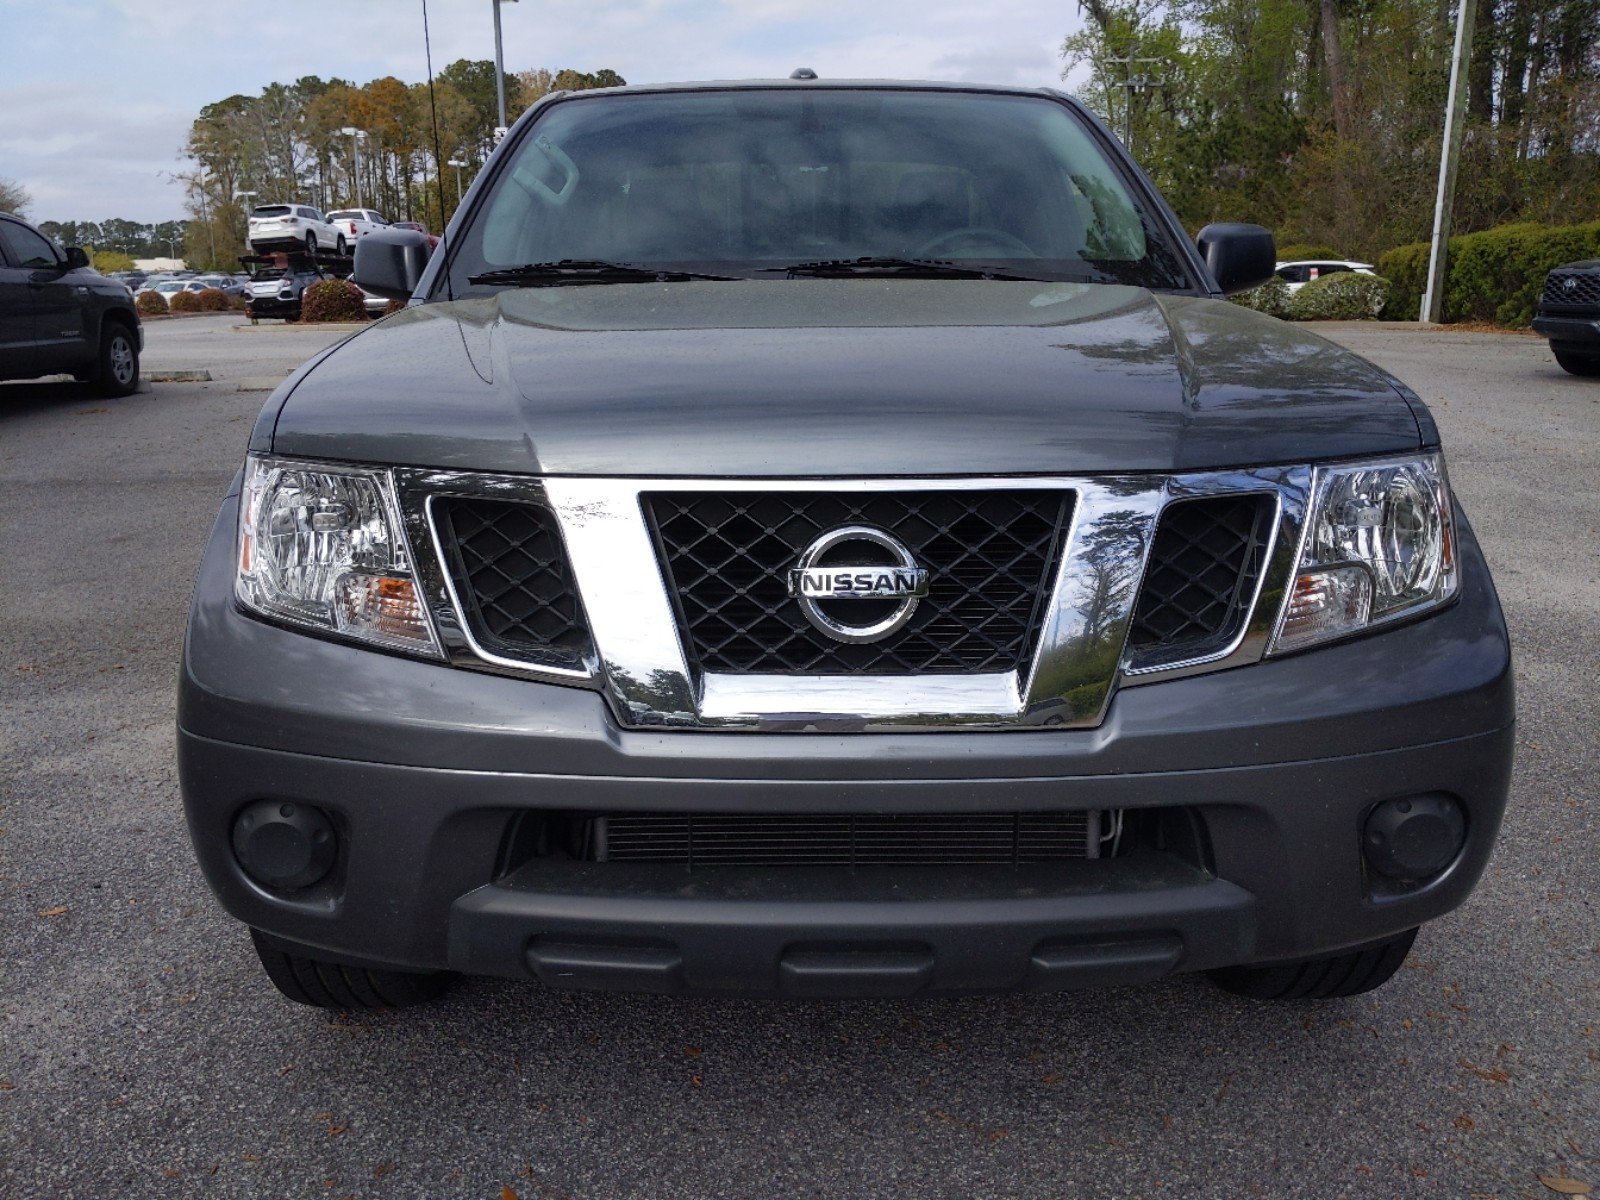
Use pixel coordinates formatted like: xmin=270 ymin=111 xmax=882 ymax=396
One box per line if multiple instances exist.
xmin=179 ymin=491 xmax=1515 ymax=996
xmin=1532 ymin=312 xmax=1600 ymax=346
xmin=246 ymin=296 xmax=300 ymax=319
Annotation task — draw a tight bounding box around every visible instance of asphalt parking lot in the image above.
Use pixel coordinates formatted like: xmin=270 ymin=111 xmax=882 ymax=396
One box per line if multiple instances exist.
xmin=2 ymin=315 xmax=1596 ymax=1199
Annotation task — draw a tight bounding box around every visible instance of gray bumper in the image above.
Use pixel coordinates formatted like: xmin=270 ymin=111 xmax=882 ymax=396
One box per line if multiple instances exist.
xmin=179 ymin=491 xmax=1515 ymax=995
xmin=1532 ymin=313 xmax=1600 ymax=345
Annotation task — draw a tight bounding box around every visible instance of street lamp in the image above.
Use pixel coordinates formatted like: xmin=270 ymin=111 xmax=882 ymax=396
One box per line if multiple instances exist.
xmin=447 ymin=157 xmax=467 ymax=204
xmin=339 ymin=127 xmax=367 ymax=207
xmin=492 ymin=0 xmax=518 ymax=139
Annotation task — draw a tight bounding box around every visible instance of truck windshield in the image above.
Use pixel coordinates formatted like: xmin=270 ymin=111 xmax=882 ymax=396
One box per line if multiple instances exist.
xmin=448 ymin=89 xmax=1192 ymax=292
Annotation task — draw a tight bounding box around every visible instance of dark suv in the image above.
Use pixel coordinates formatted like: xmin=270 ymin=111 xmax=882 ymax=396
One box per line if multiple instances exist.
xmin=179 ymin=80 xmax=1514 ymax=1010
xmin=1532 ymin=260 xmax=1600 ymax=375
xmin=0 ymin=211 xmax=141 ymax=396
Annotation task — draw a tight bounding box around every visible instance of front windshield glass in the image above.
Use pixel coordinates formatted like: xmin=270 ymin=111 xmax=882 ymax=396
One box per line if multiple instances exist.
xmin=448 ymin=89 xmax=1191 ymax=292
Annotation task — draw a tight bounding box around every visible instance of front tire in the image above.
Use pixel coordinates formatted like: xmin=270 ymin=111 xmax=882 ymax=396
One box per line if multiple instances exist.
xmin=250 ymin=929 xmax=455 ymax=1009
xmin=93 ymin=321 xmax=139 ymax=397
xmin=1209 ymin=927 xmax=1418 ymax=1000
xmin=1552 ymin=346 xmax=1600 ymax=376
xmin=305 ymin=232 xmax=317 ymax=255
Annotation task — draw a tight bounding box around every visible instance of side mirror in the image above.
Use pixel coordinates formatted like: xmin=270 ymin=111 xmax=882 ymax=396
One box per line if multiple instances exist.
xmin=1195 ymin=223 xmax=1277 ymax=296
xmin=63 ymin=245 xmax=91 ymax=270
xmin=352 ymin=227 xmax=432 ymax=301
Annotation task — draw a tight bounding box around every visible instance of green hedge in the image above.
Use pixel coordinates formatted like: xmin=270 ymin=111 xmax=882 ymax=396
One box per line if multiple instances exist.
xmin=1231 ymin=274 xmax=1293 ymax=317
xmin=1231 ymin=271 xmax=1388 ymax=320
xmin=1378 ymin=221 xmax=1600 ymax=325
xmin=1287 ymin=271 xmax=1390 ymax=320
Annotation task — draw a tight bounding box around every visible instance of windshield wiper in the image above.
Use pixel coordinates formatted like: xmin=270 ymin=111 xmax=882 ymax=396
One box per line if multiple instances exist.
xmin=468 ymin=259 xmax=741 ymax=286
xmin=761 ymin=256 xmax=1047 ymax=281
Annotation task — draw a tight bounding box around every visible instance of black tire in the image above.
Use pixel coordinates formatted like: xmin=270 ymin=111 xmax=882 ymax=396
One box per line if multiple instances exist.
xmin=1209 ymin=927 xmax=1418 ymax=1000
xmin=305 ymin=232 xmax=317 ymax=254
xmin=250 ymin=929 xmax=455 ymax=1009
xmin=1552 ymin=346 xmax=1600 ymax=376
xmin=93 ymin=320 xmax=139 ymax=397
xmin=336 ymin=234 xmax=348 ymax=256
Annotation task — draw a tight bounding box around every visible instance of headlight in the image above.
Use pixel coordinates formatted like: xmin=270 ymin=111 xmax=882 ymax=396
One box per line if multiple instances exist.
xmin=1269 ymin=453 xmax=1457 ymax=655
xmin=236 ymin=455 xmax=439 ymax=656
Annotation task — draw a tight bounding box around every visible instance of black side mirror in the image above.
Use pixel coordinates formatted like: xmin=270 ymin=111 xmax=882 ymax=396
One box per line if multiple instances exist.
xmin=353 ymin=228 xmax=432 ymax=301
xmin=1195 ymin=223 xmax=1277 ymax=296
xmin=63 ymin=245 xmax=90 ymax=270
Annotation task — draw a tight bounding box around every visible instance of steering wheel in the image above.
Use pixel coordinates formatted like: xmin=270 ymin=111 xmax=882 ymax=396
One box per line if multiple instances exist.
xmin=914 ymin=227 xmax=1037 ymax=260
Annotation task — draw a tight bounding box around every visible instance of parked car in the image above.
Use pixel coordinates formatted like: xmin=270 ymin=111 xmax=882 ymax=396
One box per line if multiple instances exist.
xmin=247 ymin=204 xmax=346 ymax=256
xmin=244 ymin=265 xmax=323 ymax=320
xmin=327 ymin=209 xmax=389 ymax=244
xmin=1531 ymin=260 xmax=1600 ymax=376
xmin=1274 ymin=259 xmax=1375 ymax=292
xmin=0 ymin=210 xmax=141 ymax=395
xmin=183 ymin=79 xmax=1513 ymax=1011
xmin=390 ymin=220 xmax=439 ymax=249
xmin=138 ymin=279 xmax=191 ymax=307
xmin=195 ymin=274 xmax=248 ymax=298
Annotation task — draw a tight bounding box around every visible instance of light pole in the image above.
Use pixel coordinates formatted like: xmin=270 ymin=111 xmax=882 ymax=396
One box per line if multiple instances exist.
xmin=492 ymin=0 xmax=518 ymax=140
xmin=196 ymin=167 xmax=217 ymax=267
xmin=340 ymin=127 xmax=366 ymax=207
xmin=447 ymin=157 xmax=466 ymax=205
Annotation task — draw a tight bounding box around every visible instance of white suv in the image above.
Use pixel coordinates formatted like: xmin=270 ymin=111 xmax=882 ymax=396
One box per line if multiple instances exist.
xmin=247 ymin=205 xmax=346 ymax=256
xmin=327 ymin=209 xmax=389 ymax=245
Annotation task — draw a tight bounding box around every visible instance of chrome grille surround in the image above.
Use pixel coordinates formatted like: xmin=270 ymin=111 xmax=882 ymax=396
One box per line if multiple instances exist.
xmin=392 ymin=467 xmax=1313 ymax=731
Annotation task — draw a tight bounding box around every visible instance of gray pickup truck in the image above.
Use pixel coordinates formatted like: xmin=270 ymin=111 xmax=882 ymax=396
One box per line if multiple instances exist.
xmin=179 ymin=78 xmax=1514 ymax=1010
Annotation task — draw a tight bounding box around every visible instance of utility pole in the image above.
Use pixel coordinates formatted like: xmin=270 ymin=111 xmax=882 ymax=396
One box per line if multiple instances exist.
xmin=1102 ymin=56 xmax=1168 ymax=151
xmin=196 ymin=168 xmax=217 ymax=267
xmin=1420 ymin=0 xmax=1479 ymax=324
xmin=492 ymin=0 xmax=519 ymax=140
xmin=447 ymin=157 xmax=466 ymax=205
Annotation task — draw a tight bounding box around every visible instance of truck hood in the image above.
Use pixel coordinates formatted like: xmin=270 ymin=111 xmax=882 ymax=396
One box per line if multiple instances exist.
xmin=266 ymin=280 xmax=1424 ymax=476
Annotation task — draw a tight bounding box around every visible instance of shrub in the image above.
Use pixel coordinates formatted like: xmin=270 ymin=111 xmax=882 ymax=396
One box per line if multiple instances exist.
xmin=168 ymin=290 xmax=202 ymax=313
xmin=1376 ymin=241 xmax=1429 ymax=320
xmin=1378 ymin=220 xmax=1600 ymax=326
xmin=1287 ymin=271 xmax=1390 ymax=321
xmin=230 ymin=294 xmax=249 ymax=311
xmin=135 ymin=290 xmax=168 ymax=316
xmin=1230 ymin=274 xmax=1293 ymax=318
xmin=196 ymin=287 xmax=230 ymax=312
xmin=1274 ymin=243 xmax=1343 ymax=263
xmin=300 ymin=279 xmax=367 ymax=323
xmin=383 ymin=298 xmax=406 ymax=317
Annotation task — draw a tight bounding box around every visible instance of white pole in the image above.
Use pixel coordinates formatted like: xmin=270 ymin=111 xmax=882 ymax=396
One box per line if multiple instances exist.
xmin=1420 ymin=0 xmax=1479 ymax=325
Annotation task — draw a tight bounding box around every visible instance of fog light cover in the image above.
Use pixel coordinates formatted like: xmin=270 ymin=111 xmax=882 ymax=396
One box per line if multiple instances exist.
xmin=236 ymin=455 xmax=440 ymax=656
xmin=1269 ymin=454 xmax=1457 ymax=655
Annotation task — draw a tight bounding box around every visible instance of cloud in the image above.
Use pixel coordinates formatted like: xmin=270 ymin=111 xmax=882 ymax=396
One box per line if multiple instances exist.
xmin=0 ymin=0 xmax=1083 ymax=223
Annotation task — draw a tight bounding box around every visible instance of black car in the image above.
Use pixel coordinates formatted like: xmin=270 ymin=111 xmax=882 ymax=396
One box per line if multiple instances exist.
xmin=180 ymin=79 xmax=1513 ymax=1011
xmin=1532 ymin=260 xmax=1600 ymax=375
xmin=0 ymin=211 xmax=142 ymax=396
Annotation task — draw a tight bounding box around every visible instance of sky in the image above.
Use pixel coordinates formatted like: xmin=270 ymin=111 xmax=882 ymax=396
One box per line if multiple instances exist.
xmin=0 ymin=0 xmax=1087 ymax=225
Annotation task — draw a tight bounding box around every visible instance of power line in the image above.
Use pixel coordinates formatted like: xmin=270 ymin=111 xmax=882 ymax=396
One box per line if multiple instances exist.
xmin=1102 ymin=56 xmax=1169 ymax=150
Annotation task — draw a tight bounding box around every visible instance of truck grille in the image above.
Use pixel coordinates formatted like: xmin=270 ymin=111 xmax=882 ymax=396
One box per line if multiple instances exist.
xmin=644 ymin=490 xmax=1072 ymax=675
xmin=433 ymin=497 xmax=589 ymax=660
xmin=589 ymin=811 xmax=1102 ymax=867
xmin=1541 ymin=270 xmax=1600 ymax=311
xmin=1128 ymin=494 xmax=1272 ymax=655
